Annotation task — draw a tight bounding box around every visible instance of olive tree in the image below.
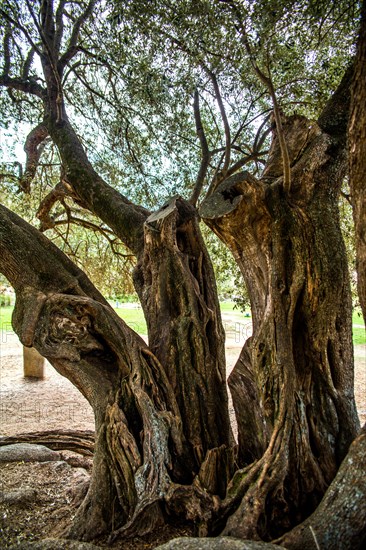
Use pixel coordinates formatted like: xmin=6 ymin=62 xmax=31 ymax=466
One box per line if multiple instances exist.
xmin=0 ymin=0 xmax=363 ymax=546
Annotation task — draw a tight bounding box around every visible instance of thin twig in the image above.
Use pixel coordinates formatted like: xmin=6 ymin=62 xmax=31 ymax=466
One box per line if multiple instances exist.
xmin=309 ymin=525 xmax=321 ymax=550
xmin=0 ymin=7 xmax=43 ymax=56
xmin=221 ymin=0 xmax=292 ymax=193
xmin=58 ymin=0 xmax=97 ymax=71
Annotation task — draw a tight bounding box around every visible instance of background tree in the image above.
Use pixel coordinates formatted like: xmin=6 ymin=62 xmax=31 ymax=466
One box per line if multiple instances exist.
xmin=0 ymin=0 xmax=363 ymax=547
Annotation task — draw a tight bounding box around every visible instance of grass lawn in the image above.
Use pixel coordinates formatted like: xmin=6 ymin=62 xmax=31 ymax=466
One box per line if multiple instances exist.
xmin=0 ymin=305 xmax=13 ymax=333
xmin=1 ymin=303 xmax=365 ymax=344
xmin=114 ymin=305 xmax=147 ymax=335
xmin=353 ymin=327 xmax=366 ymax=345
xmin=353 ymin=308 xmax=365 ymax=325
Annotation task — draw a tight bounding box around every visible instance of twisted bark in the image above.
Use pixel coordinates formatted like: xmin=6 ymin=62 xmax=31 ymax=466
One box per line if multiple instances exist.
xmin=0 ymin=204 xmax=186 ymax=538
xmin=0 ymin=200 xmax=234 ymax=540
xmin=276 ymin=425 xmax=366 ymax=549
xmin=134 ymin=196 xmax=235 ymax=493
xmin=200 ymin=73 xmax=359 ymax=539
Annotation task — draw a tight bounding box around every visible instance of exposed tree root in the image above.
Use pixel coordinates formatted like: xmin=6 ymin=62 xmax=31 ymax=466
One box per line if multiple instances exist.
xmin=276 ymin=425 xmax=366 ymax=549
xmin=0 ymin=430 xmax=95 ymax=456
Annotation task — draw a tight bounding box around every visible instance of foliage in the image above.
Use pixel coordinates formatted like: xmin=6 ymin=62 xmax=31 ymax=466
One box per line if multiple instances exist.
xmin=0 ymin=293 xmax=10 ymax=306
xmin=201 ymin=223 xmax=249 ymax=303
xmin=1 ymin=0 xmax=359 ymax=207
xmin=0 ymin=0 xmax=360 ymax=304
xmin=0 ymin=144 xmax=136 ymax=298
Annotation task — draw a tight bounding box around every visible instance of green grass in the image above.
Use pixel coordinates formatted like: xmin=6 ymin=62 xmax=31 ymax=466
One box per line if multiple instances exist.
xmin=0 ymin=305 xmax=13 ymax=333
xmin=219 ymin=301 xmax=237 ymax=312
xmin=353 ymin=327 xmax=366 ymax=345
xmin=115 ymin=306 xmax=147 ymax=335
xmin=353 ymin=309 xmax=365 ymax=325
xmin=220 ymin=301 xmax=251 ymax=318
xmin=1 ymin=303 xmax=365 ymax=344
xmin=220 ymin=301 xmax=248 ymax=313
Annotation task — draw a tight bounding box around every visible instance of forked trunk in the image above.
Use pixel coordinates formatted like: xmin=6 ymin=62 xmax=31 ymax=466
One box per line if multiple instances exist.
xmin=46 ymin=103 xmax=235 ymax=497
xmin=201 ymin=112 xmax=360 ymax=539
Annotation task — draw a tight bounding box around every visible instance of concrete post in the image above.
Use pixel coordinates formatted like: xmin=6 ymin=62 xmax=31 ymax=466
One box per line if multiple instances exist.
xmin=23 ymin=346 xmax=45 ymax=378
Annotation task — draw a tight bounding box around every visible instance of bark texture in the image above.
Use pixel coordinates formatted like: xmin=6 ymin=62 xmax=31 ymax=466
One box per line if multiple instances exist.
xmin=276 ymin=424 xmax=366 ymax=549
xmin=0 ymin=202 xmax=232 ymax=540
xmin=0 ymin=430 xmax=95 ymax=456
xmin=35 ymin=43 xmax=235 ymax=500
xmin=349 ymin=1 xmax=366 ymax=323
xmin=201 ymin=76 xmax=360 ymax=539
xmin=134 ymin=197 xmax=234 ymax=493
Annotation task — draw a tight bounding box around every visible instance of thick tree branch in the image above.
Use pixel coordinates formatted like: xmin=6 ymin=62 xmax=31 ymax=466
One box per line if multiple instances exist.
xmin=23 ymin=1 xmax=66 ymax=123
xmin=20 ymin=123 xmax=50 ymax=193
xmin=2 ymin=21 xmax=11 ymax=77
xmin=46 ymin=117 xmax=149 ymax=255
xmin=22 ymin=1 xmax=64 ymax=123
xmin=190 ymin=89 xmax=210 ymax=206
xmin=36 ymin=178 xmax=75 ymax=230
xmin=0 ymin=74 xmax=45 ymax=97
xmin=0 ymin=430 xmax=95 ymax=457
xmin=58 ymin=0 xmax=97 ymax=71
xmin=54 ymin=0 xmax=67 ymax=54
xmin=208 ymin=71 xmax=231 ymax=178
xmin=40 ymin=0 xmax=56 ymax=50
xmin=7 ymin=1 xmax=150 ymax=255
xmin=5 ymin=5 xmax=148 ymax=251
xmin=0 ymin=202 xmax=108 ymax=304
xmin=21 ymin=47 xmax=35 ymax=79
xmin=318 ymin=63 xmax=354 ymax=139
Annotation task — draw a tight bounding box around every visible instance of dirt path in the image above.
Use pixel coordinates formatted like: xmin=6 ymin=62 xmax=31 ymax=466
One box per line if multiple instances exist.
xmin=0 ymin=321 xmax=364 ymax=435
xmin=0 ymin=333 xmax=95 ymax=436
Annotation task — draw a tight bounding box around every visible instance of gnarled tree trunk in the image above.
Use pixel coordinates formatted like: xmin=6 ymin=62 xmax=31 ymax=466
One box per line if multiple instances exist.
xmin=0 ymin=2 xmax=363 ymax=545
xmin=0 ymin=198 xmax=234 ymax=540
xmin=134 ymin=196 xmax=234 ymax=494
xmin=201 ymin=72 xmax=360 ymax=540
xmin=44 ymin=118 xmax=235 ymax=504
xmin=0 ymin=204 xmax=186 ymax=538
xmin=349 ymin=0 xmax=366 ymax=324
